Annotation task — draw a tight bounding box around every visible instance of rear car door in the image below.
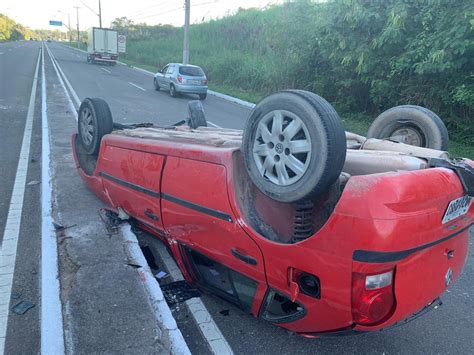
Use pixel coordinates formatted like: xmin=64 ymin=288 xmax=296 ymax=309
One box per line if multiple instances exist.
xmin=98 ymin=145 xmax=165 ymax=230
xmin=156 ymin=65 xmax=168 ymax=87
xmin=164 ymin=65 xmax=174 ymax=86
xmin=161 ymin=157 xmax=267 ymax=314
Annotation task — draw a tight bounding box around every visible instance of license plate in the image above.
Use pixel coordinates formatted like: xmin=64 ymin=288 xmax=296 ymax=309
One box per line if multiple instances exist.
xmin=442 ymin=195 xmax=472 ymax=224
xmin=188 ymin=80 xmax=199 ymax=85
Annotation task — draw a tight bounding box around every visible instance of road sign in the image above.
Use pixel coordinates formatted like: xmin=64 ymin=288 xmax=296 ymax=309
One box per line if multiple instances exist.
xmin=118 ymin=35 xmax=126 ymax=53
xmin=49 ymin=20 xmax=63 ymax=26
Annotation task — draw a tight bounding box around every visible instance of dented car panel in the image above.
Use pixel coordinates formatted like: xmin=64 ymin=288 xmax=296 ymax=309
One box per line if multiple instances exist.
xmin=71 ymin=128 xmax=473 ymax=335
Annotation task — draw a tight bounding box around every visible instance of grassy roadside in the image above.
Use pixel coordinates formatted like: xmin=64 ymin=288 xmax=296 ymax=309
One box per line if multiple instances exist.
xmin=60 ymin=42 xmax=473 ymax=158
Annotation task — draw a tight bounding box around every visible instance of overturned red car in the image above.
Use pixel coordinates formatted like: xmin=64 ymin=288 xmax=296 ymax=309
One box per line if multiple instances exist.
xmin=72 ymin=91 xmax=473 ymax=336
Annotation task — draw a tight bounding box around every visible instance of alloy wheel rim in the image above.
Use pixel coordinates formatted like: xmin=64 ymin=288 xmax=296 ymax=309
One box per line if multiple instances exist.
xmin=80 ymin=107 xmax=94 ymax=146
xmin=253 ymin=110 xmax=312 ymax=186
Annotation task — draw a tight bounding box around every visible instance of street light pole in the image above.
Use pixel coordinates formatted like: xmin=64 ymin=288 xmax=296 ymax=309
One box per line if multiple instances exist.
xmin=99 ymin=0 xmax=102 ymax=28
xmin=74 ymin=6 xmax=80 ymax=49
xmin=68 ymin=13 xmax=72 ymax=43
xmin=183 ymin=0 xmax=190 ymax=65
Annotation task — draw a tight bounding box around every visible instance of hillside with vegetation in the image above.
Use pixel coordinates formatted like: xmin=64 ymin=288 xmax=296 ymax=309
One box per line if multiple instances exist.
xmin=0 ymin=14 xmax=36 ymax=41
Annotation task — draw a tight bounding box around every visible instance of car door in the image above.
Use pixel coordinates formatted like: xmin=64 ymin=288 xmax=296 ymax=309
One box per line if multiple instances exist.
xmin=156 ymin=65 xmax=168 ymax=87
xmin=163 ymin=64 xmax=174 ymax=87
xmin=161 ymin=156 xmax=268 ymax=315
xmin=98 ymin=144 xmax=166 ymax=231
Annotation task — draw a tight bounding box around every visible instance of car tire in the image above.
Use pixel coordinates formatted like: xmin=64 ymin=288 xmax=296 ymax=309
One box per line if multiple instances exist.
xmin=170 ymin=84 xmax=177 ymax=97
xmin=242 ymin=90 xmax=346 ymax=203
xmin=367 ymin=105 xmax=449 ymax=150
xmin=86 ymin=55 xmax=91 ymax=63
xmin=78 ymin=98 xmax=114 ymax=156
xmin=154 ymin=78 xmax=160 ymax=91
xmin=199 ymin=93 xmax=207 ymax=100
xmin=187 ymin=100 xmax=207 ymax=129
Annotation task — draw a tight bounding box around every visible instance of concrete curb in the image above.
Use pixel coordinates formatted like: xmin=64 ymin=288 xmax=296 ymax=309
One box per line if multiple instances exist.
xmin=121 ymin=224 xmax=191 ymax=355
xmin=58 ymin=43 xmax=256 ymax=109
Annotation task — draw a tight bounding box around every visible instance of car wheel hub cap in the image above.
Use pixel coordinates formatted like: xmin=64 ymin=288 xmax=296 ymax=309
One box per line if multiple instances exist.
xmin=80 ymin=107 xmax=94 ymax=145
xmin=390 ymin=126 xmax=423 ymax=146
xmin=253 ymin=109 xmax=311 ymax=186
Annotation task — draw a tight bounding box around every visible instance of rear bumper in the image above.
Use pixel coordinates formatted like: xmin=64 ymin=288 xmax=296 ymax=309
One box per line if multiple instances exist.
xmin=175 ymin=84 xmax=208 ymax=94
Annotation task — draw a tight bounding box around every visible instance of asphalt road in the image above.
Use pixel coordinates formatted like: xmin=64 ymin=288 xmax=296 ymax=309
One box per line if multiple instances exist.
xmin=0 ymin=40 xmax=472 ymax=354
xmin=0 ymin=40 xmax=42 ymax=353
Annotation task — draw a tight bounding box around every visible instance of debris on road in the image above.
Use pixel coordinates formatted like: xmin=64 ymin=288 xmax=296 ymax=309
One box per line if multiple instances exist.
xmin=219 ymin=309 xmax=230 ymax=316
xmin=155 ymin=271 xmax=169 ymax=280
xmin=11 ymin=301 xmax=35 ymax=315
xmin=161 ymin=281 xmax=200 ymax=306
xmin=27 ymin=180 xmax=40 ymax=186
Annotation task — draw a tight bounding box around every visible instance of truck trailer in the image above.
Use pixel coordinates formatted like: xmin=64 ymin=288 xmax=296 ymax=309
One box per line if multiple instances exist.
xmin=87 ymin=27 xmax=118 ymax=65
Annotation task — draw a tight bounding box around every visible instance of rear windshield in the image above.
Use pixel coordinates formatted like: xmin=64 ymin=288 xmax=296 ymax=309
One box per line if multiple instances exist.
xmin=179 ymin=66 xmax=204 ymax=77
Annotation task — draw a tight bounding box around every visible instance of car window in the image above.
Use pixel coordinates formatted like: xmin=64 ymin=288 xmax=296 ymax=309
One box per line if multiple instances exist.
xmin=166 ymin=65 xmax=174 ymax=74
xmin=179 ymin=66 xmax=204 ymax=77
xmin=160 ymin=65 xmax=168 ymax=74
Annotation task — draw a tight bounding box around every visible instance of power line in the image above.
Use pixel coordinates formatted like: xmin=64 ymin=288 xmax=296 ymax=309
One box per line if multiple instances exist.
xmin=128 ymin=0 xmax=177 ymax=18
xmin=130 ymin=6 xmax=184 ymax=22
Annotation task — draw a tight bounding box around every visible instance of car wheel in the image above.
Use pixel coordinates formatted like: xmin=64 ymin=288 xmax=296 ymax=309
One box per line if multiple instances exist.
xmin=169 ymin=84 xmax=177 ymax=97
xmin=86 ymin=55 xmax=91 ymax=63
xmin=367 ymin=105 xmax=449 ymax=150
xmin=187 ymin=100 xmax=207 ymax=129
xmin=199 ymin=93 xmax=207 ymax=100
xmin=78 ymin=98 xmax=114 ymax=155
xmin=242 ymin=90 xmax=346 ymax=203
xmin=154 ymin=78 xmax=160 ymax=91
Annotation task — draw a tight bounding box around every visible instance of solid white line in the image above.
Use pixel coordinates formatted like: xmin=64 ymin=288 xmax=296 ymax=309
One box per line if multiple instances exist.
xmin=44 ymin=44 xmax=78 ymax=120
xmin=153 ymin=239 xmax=233 ymax=354
xmin=100 ymin=67 xmax=111 ymax=74
xmin=41 ymin=42 xmax=66 ymax=354
xmin=128 ymin=82 xmax=146 ymax=92
xmin=207 ymin=121 xmax=222 ymax=128
xmin=45 ymin=45 xmax=81 ymax=108
xmin=0 ymin=49 xmax=41 ymax=354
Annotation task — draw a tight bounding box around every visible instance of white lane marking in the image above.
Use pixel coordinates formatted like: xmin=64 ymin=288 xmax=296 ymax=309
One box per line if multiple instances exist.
xmin=128 ymin=82 xmax=146 ymax=92
xmin=121 ymin=226 xmax=191 ymax=354
xmin=41 ymin=42 xmax=66 ymax=354
xmin=100 ymin=67 xmax=111 ymax=74
xmin=0 ymin=49 xmax=41 ymax=354
xmin=44 ymin=44 xmax=77 ymax=120
xmin=44 ymin=43 xmax=81 ymax=108
xmin=207 ymin=121 xmax=222 ymax=128
xmin=152 ymin=237 xmax=233 ymax=354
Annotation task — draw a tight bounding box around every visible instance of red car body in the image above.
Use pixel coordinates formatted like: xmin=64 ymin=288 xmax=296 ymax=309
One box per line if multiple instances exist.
xmin=72 ymin=130 xmax=473 ymax=336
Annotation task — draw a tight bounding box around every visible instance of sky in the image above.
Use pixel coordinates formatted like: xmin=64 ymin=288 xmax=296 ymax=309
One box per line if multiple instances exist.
xmin=1 ymin=0 xmax=284 ymax=31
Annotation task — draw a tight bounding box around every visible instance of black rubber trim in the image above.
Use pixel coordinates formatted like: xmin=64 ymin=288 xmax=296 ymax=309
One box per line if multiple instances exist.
xmin=99 ymin=172 xmax=161 ymax=197
xmin=353 ymin=223 xmax=473 ymax=263
xmin=99 ymin=172 xmax=233 ymax=223
xmin=161 ymin=193 xmax=233 ymax=223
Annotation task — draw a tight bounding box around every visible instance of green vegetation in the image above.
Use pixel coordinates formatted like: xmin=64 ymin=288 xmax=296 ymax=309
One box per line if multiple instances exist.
xmin=0 ymin=14 xmax=36 ymax=41
xmin=111 ymin=1 xmax=473 ymax=157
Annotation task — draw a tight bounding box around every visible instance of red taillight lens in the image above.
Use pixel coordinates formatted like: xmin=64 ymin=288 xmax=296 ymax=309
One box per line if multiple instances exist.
xmin=202 ymin=79 xmax=208 ymax=85
xmin=177 ymin=75 xmax=183 ymax=83
xmin=351 ymin=269 xmax=395 ymax=326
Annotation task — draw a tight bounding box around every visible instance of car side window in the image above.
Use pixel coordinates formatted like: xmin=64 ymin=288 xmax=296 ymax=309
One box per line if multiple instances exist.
xmin=161 ymin=65 xmax=168 ymax=74
xmin=166 ymin=65 xmax=174 ymax=75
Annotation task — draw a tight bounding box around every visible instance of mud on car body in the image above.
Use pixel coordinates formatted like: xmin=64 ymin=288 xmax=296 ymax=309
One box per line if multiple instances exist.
xmin=72 ymin=92 xmax=473 ymax=336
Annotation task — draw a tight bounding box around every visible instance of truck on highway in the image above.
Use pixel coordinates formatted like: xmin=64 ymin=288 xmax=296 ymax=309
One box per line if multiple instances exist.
xmin=87 ymin=27 xmax=118 ymax=65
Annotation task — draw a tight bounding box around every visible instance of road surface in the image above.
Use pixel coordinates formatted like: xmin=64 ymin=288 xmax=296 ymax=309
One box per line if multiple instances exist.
xmin=0 ymin=40 xmax=472 ymax=354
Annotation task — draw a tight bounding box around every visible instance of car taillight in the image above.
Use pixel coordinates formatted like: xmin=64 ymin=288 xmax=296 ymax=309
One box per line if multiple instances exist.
xmin=202 ymin=79 xmax=208 ymax=85
xmin=351 ymin=269 xmax=395 ymax=326
xmin=177 ymin=75 xmax=183 ymax=83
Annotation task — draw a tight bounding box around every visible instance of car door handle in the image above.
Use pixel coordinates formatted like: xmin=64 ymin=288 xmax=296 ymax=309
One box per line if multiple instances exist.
xmin=144 ymin=209 xmax=159 ymax=221
xmin=231 ymin=248 xmax=257 ymax=265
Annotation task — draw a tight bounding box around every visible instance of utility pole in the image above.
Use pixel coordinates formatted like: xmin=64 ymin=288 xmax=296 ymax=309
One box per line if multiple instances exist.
xmin=98 ymin=0 xmax=102 ymax=28
xmin=183 ymin=0 xmax=190 ymax=65
xmin=68 ymin=13 xmax=72 ymax=43
xmin=74 ymin=6 xmax=80 ymax=49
